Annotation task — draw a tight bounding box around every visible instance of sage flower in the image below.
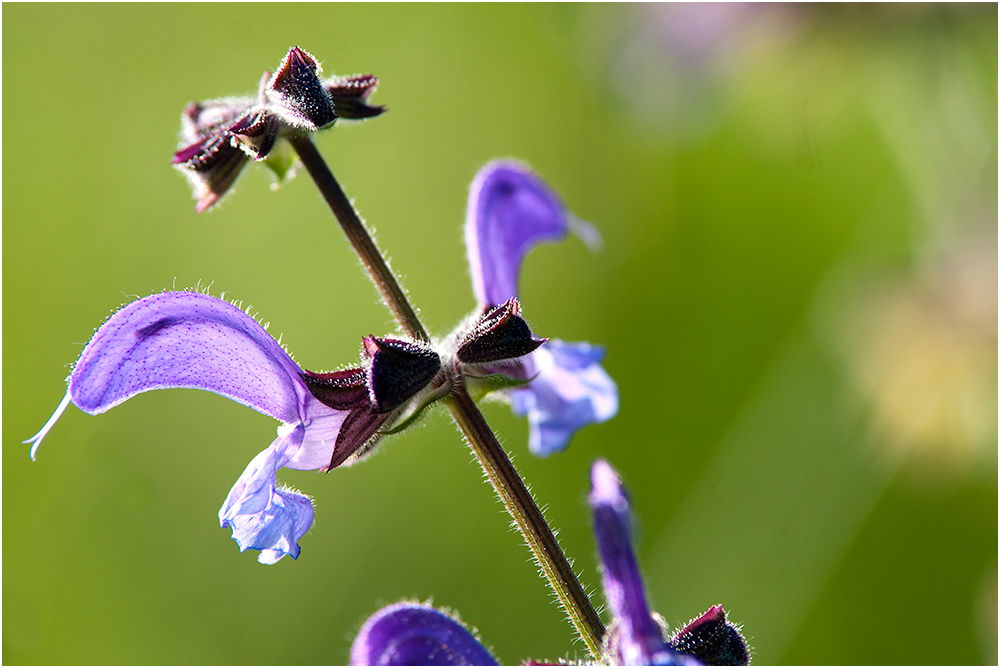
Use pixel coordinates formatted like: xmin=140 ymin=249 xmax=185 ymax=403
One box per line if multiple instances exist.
xmin=591 ymin=460 xmax=750 ymax=666
xmin=25 ymin=291 xmax=444 ymax=564
xmin=464 ymin=162 xmax=618 ymax=456
xmin=173 ymin=45 xmax=384 ymax=212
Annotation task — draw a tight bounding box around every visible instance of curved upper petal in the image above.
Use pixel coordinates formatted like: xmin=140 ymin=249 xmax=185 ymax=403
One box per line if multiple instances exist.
xmin=590 ymin=460 xmax=693 ymax=666
xmin=68 ymin=292 xmax=307 ymax=424
xmin=27 ymin=291 xmax=349 ymax=470
xmin=465 ymin=161 xmax=570 ymax=306
xmin=510 ymin=340 xmax=619 ymax=456
xmin=350 ymin=602 xmax=498 ymax=666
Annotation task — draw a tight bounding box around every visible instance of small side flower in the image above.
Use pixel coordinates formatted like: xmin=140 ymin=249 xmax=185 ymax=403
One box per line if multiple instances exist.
xmin=463 ymin=161 xmax=618 ymax=455
xmin=590 ymin=460 xmax=750 ymax=666
xmin=590 ymin=460 xmax=695 ymax=666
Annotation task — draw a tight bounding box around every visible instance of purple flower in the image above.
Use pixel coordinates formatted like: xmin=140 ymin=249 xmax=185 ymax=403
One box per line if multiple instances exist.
xmin=350 ymin=460 xmax=749 ymax=665
xmin=173 ymin=46 xmax=384 ymax=212
xmin=464 ymin=161 xmax=618 ymax=456
xmin=24 ymin=291 xmax=442 ymax=564
xmin=591 ymin=460 xmax=749 ymax=666
xmin=350 ymin=602 xmax=498 ymax=666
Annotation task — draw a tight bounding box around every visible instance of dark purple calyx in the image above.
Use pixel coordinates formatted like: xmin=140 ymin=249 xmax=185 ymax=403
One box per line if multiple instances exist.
xmin=229 ymin=108 xmax=280 ymax=160
xmin=326 ymin=74 xmax=385 ymax=119
xmin=269 ymin=46 xmax=337 ymax=129
xmin=302 ymin=367 xmax=389 ymax=470
xmin=364 ymin=337 xmax=442 ymax=413
xmin=670 ymin=605 xmax=750 ymax=666
xmin=457 ymin=298 xmax=546 ymax=365
xmin=301 ymin=367 xmax=370 ymax=409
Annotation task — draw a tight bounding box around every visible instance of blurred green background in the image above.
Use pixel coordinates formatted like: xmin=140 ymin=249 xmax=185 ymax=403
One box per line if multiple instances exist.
xmin=4 ymin=4 xmax=997 ymax=665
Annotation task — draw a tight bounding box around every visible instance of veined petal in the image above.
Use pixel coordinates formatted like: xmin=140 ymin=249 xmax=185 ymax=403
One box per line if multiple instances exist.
xmin=465 ymin=161 xmax=570 ymax=306
xmin=351 ymin=602 xmax=498 ymax=666
xmin=220 ymin=428 xmax=315 ymax=564
xmin=26 ymin=291 xmax=326 ymax=460
xmin=70 ymin=292 xmax=306 ymax=421
xmin=590 ymin=461 xmax=690 ymax=666
xmin=510 ymin=340 xmax=618 ymax=456
xmin=220 ymin=425 xmax=298 ymax=519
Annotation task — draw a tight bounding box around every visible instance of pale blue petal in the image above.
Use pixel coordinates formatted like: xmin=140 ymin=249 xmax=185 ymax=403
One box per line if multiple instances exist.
xmin=220 ymin=427 xmax=314 ymax=564
xmin=511 ymin=340 xmax=619 ymax=456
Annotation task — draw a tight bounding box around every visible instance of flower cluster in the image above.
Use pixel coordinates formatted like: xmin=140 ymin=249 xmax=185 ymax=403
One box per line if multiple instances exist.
xmin=27 ymin=162 xmax=617 ymax=564
xmin=173 ymin=46 xmax=384 ymax=212
xmin=350 ymin=460 xmax=750 ymax=665
xmin=28 ymin=45 xmax=748 ymax=666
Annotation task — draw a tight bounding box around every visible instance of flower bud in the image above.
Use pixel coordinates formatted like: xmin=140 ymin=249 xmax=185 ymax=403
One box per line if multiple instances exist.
xmin=266 ymin=46 xmax=337 ymax=130
xmin=670 ymin=605 xmax=750 ymax=666
xmin=173 ymin=46 xmax=385 ymax=212
xmin=457 ymin=298 xmax=546 ymax=365
xmin=363 ymin=336 xmax=443 ymax=413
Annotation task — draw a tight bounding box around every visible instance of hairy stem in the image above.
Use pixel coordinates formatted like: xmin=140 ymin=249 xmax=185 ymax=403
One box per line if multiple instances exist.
xmin=290 ymin=134 xmax=605 ymax=657
xmin=443 ymin=388 xmax=606 ymax=657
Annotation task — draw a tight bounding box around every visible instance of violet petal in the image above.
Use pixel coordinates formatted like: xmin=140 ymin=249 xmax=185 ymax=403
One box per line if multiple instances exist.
xmin=351 ymin=602 xmax=498 ymax=666
xmin=590 ymin=460 xmax=690 ymax=666
xmin=25 ymin=292 xmax=344 ymax=469
xmin=464 ymin=161 xmax=570 ymax=306
xmin=511 ymin=340 xmax=618 ymax=456
xmin=69 ymin=292 xmax=306 ymax=421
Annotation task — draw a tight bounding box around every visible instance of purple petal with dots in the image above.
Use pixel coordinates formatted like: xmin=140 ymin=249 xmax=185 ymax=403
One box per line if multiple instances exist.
xmin=68 ymin=291 xmax=307 ymax=422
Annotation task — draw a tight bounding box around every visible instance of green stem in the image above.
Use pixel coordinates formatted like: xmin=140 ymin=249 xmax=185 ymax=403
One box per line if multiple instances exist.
xmin=289 ymin=134 xmax=606 ymax=657
xmin=443 ymin=388 xmax=606 ymax=657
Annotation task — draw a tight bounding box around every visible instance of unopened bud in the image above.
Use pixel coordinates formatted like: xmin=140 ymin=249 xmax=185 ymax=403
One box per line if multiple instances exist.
xmin=457 ymin=298 xmax=546 ymax=365
xmin=670 ymin=605 xmax=750 ymax=666
xmin=364 ymin=337 xmax=442 ymax=413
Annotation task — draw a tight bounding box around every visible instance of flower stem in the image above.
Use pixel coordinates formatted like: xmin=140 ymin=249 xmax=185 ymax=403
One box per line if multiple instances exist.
xmin=288 ymin=134 xmax=429 ymax=343
xmin=443 ymin=388 xmax=606 ymax=657
xmin=290 ymin=135 xmax=606 ymax=658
